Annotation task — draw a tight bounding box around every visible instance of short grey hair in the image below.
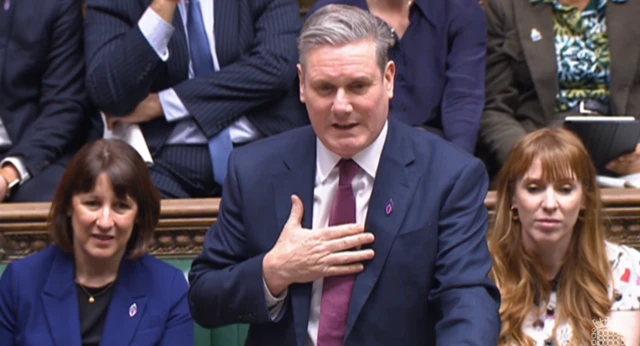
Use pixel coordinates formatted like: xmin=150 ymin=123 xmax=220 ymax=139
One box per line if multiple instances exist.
xmin=298 ymin=4 xmax=395 ymax=73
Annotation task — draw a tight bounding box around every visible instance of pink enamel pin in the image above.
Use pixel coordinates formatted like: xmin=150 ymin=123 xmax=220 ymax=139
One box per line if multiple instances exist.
xmin=129 ymin=303 xmax=137 ymax=318
xmin=385 ymin=199 xmax=393 ymax=215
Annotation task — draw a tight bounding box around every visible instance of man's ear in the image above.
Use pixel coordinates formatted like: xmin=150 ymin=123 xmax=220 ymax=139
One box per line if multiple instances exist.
xmin=297 ymin=63 xmax=305 ymax=103
xmin=384 ymin=60 xmax=395 ymax=99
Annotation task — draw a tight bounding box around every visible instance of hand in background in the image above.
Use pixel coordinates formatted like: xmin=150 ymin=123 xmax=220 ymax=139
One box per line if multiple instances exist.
xmin=150 ymin=0 xmax=181 ymax=23
xmin=104 ymin=93 xmax=163 ymax=130
xmin=606 ymin=143 xmax=640 ymax=176
xmin=0 ymin=164 xmax=20 ymax=203
xmin=262 ymin=195 xmax=375 ymax=296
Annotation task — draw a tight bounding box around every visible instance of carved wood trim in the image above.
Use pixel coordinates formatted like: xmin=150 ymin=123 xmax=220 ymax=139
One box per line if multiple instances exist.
xmin=0 ymin=189 xmax=636 ymax=262
xmin=0 ymin=199 xmax=219 ymax=263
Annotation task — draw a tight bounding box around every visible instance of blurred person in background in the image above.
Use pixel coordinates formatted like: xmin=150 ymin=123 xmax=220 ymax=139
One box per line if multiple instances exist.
xmin=0 ymin=0 xmax=98 ymax=202
xmin=83 ymin=0 xmax=308 ymax=198
xmin=481 ymin=0 xmax=640 ymax=178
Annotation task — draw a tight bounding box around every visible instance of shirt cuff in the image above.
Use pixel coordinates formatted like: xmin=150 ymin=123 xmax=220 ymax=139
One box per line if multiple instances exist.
xmin=263 ymin=278 xmax=288 ymax=320
xmin=1 ymin=157 xmax=30 ymax=184
xmin=138 ymin=6 xmax=174 ymax=61
xmin=159 ymin=88 xmax=191 ymax=122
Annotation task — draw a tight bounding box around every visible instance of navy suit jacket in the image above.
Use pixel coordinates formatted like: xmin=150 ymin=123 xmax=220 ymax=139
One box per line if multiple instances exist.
xmin=0 ymin=0 xmax=95 ymax=176
xmin=188 ymin=119 xmax=501 ymax=346
xmin=0 ymin=246 xmax=194 ymax=346
xmin=83 ymin=0 xmax=309 ymax=154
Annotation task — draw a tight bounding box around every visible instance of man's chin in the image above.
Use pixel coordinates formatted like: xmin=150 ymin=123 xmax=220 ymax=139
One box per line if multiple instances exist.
xmin=326 ymin=140 xmax=366 ymax=158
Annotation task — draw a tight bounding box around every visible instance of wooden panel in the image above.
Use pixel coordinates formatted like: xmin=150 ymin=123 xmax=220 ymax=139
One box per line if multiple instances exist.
xmin=0 ymin=188 xmax=637 ymax=263
xmin=0 ymin=199 xmax=219 ymax=263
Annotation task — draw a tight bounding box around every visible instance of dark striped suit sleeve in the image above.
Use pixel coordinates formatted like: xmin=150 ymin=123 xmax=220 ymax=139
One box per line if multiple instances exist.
xmin=173 ymin=0 xmax=301 ymax=139
xmin=84 ymin=0 xmax=165 ymax=115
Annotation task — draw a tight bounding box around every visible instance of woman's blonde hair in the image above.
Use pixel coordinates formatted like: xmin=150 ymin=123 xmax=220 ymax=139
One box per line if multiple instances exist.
xmin=489 ymin=128 xmax=611 ymax=345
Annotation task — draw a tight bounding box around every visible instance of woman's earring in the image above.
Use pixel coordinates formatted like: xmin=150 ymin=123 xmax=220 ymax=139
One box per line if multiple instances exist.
xmin=578 ymin=209 xmax=585 ymax=222
xmin=510 ymin=206 xmax=519 ymax=221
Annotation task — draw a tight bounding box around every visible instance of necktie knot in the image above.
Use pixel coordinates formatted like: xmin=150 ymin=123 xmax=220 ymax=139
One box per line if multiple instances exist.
xmin=337 ymin=159 xmax=359 ymax=188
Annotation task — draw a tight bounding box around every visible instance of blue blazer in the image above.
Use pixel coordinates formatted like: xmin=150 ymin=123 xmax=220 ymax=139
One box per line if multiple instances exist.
xmin=188 ymin=119 xmax=501 ymax=346
xmin=0 ymin=245 xmax=194 ymax=346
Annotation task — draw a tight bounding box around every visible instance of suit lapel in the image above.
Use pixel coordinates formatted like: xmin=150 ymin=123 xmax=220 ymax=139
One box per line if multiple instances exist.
xmin=607 ymin=0 xmax=640 ymax=114
xmin=42 ymin=249 xmax=83 ymax=346
xmin=100 ymin=259 xmax=148 ymax=346
xmin=213 ymin=0 xmax=240 ymax=67
xmin=273 ymin=127 xmax=316 ymax=346
xmin=515 ymin=0 xmax=558 ymax=121
xmin=346 ymin=121 xmax=417 ymax=337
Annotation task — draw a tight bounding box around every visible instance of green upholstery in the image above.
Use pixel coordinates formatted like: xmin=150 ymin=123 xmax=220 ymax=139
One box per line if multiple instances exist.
xmin=0 ymin=259 xmax=249 ymax=346
xmin=165 ymin=260 xmax=250 ymax=346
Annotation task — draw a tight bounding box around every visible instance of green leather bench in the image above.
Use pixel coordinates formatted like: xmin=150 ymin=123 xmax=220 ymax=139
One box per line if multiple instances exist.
xmin=170 ymin=260 xmax=249 ymax=346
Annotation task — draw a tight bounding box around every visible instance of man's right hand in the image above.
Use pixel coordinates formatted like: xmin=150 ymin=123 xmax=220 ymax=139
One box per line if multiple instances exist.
xmin=150 ymin=0 xmax=180 ymax=24
xmin=263 ymin=195 xmax=375 ymax=296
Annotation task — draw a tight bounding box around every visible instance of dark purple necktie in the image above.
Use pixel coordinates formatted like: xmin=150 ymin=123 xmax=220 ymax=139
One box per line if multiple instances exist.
xmin=317 ymin=159 xmax=360 ymax=346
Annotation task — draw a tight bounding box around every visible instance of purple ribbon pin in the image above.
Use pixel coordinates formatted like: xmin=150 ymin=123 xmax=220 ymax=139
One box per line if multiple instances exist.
xmin=129 ymin=303 xmax=137 ymax=318
xmin=385 ymin=199 xmax=393 ymax=215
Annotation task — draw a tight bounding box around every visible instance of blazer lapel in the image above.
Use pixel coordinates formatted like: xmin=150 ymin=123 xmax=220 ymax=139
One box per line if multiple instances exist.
xmin=213 ymin=0 xmax=240 ymax=67
xmin=607 ymin=0 xmax=640 ymax=114
xmin=273 ymin=127 xmax=316 ymax=346
xmin=515 ymin=0 xmax=558 ymax=121
xmin=100 ymin=259 xmax=148 ymax=346
xmin=42 ymin=249 xmax=82 ymax=346
xmin=346 ymin=121 xmax=417 ymax=337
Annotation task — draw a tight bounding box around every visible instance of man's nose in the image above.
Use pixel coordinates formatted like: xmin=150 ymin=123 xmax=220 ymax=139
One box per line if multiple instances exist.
xmin=331 ymin=89 xmax=353 ymax=115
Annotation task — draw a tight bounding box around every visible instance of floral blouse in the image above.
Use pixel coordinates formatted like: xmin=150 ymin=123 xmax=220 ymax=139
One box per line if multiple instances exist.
xmin=530 ymin=0 xmax=626 ymax=113
xmin=520 ymin=242 xmax=640 ymax=345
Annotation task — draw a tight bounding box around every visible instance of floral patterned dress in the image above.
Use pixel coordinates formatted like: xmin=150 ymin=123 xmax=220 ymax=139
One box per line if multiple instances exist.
xmin=521 ymin=242 xmax=640 ymax=345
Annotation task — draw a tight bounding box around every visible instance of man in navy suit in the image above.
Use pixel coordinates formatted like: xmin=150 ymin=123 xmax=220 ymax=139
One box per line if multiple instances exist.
xmin=188 ymin=5 xmax=500 ymax=345
xmin=0 ymin=0 xmax=95 ymax=202
xmin=84 ymin=0 xmax=308 ymax=198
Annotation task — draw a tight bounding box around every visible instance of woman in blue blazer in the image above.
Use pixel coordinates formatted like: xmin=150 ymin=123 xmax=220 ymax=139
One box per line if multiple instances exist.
xmin=0 ymin=139 xmax=194 ymax=346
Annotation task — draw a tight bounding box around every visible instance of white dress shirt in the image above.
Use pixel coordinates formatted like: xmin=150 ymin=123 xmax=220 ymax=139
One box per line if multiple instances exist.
xmin=264 ymin=121 xmax=389 ymax=345
xmin=138 ymin=2 xmax=259 ymax=145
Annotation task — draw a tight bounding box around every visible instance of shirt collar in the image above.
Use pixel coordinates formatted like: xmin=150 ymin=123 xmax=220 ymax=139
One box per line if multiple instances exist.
xmin=316 ymin=121 xmax=388 ymax=183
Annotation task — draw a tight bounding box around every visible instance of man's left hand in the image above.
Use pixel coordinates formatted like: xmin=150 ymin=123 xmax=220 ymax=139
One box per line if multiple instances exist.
xmin=105 ymin=93 xmax=163 ymax=130
xmin=606 ymin=143 xmax=640 ymax=176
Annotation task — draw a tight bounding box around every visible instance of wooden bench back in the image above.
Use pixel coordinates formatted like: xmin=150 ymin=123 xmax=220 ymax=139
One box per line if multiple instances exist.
xmin=0 ymin=188 xmax=637 ymax=263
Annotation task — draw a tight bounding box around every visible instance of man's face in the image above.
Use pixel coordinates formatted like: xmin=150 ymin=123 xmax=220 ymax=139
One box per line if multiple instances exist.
xmin=298 ymin=39 xmax=394 ymax=158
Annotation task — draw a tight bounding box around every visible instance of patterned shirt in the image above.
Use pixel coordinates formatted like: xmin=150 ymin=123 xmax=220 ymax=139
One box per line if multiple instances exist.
xmin=531 ymin=0 xmax=626 ymax=113
xmin=520 ymin=241 xmax=640 ymax=346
